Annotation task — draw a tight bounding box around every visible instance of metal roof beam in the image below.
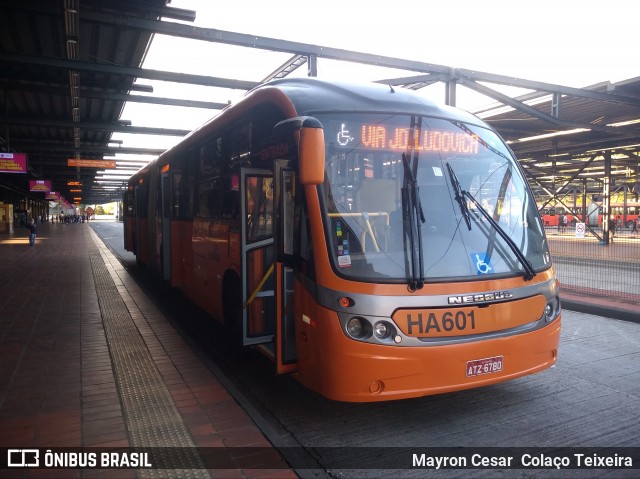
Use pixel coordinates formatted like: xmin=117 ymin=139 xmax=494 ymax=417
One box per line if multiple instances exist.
xmin=457 ymin=68 xmax=640 ymax=107
xmin=261 ymin=54 xmax=307 ymax=82
xmin=0 ymin=0 xmax=196 ymax=23
xmin=514 ymin=134 xmax=640 ymax=157
xmin=0 ymin=53 xmax=259 ymax=90
xmin=74 ymin=10 xmax=640 ymax=108
xmin=10 ymin=142 xmax=164 ymax=156
xmin=0 ymin=116 xmax=189 ymax=136
xmin=98 ymin=93 xmax=227 ymax=110
xmin=374 ymin=72 xmax=454 ymax=89
xmin=0 ymin=82 xmax=218 ymax=109
xmin=458 ymin=78 xmax=624 ymax=135
xmin=81 ymin=12 xmax=453 ymax=75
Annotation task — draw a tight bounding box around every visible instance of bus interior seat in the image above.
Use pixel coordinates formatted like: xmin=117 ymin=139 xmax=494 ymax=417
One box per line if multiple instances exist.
xmin=355 ymin=179 xmax=398 ymax=250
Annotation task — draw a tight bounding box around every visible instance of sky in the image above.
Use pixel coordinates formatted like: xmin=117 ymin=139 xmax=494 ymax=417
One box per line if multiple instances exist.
xmin=107 ymin=0 xmax=639 ymax=168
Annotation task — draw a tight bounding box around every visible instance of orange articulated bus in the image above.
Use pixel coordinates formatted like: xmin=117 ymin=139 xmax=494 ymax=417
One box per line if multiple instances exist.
xmin=123 ymin=78 xmax=561 ymax=402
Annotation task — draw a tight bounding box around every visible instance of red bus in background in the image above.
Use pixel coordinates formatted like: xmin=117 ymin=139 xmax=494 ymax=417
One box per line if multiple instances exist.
xmin=124 ymin=78 xmax=560 ymax=402
xmin=541 ymin=202 xmax=639 ymax=229
xmin=609 ymin=201 xmax=640 ymax=228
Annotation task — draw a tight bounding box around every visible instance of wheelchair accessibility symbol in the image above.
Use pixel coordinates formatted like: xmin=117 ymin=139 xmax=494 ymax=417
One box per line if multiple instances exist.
xmin=471 ymin=253 xmax=493 ymax=275
xmin=336 ymin=123 xmax=354 ymax=146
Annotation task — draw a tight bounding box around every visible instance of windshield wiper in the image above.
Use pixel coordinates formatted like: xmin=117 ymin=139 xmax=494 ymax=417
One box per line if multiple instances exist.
xmin=446 ymin=163 xmax=472 ymax=231
xmin=401 ymin=116 xmax=425 ymax=291
xmin=445 ymin=163 xmax=537 ymax=281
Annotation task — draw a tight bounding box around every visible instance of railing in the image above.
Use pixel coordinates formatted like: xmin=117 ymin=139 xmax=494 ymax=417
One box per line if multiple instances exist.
xmin=327 ymin=212 xmax=390 ymax=252
xmin=545 ymin=225 xmax=640 ymax=304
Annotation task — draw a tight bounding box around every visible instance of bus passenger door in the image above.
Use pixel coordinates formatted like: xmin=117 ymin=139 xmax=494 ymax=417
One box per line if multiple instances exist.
xmin=241 ymin=169 xmax=276 ymax=347
xmin=160 ymin=172 xmax=171 ymax=281
xmin=274 ymin=161 xmax=297 ymax=373
xmin=241 ymin=164 xmax=298 ymax=374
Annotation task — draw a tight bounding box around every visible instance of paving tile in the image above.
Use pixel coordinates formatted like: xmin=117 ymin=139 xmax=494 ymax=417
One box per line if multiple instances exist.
xmin=0 ymin=223 xmax=292 ymax=476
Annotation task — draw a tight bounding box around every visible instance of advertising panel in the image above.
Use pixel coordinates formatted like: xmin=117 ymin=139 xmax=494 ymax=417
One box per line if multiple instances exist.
xmin=29 ymin=180 xmax=52 ymax=192
xmin=67 ymin=159 xmax=116 ymax=168
xmin=0 ymin=152 xmax=27 ymax=173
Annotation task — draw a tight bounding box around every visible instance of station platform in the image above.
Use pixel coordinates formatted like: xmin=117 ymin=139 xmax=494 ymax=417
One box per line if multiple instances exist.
xmin=560 ymin=289 xmax=640 ymax=324
xmin=0 ymin=220 xmax=295 ymax=478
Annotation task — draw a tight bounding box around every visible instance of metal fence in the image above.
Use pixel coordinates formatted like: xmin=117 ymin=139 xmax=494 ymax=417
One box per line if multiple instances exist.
xmin=545 ymin=225 xmax=640 ymax=305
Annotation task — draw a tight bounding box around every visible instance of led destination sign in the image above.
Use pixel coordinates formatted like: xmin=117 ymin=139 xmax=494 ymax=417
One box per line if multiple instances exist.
xmin=335 ymin=123 xmax=480 ymax=154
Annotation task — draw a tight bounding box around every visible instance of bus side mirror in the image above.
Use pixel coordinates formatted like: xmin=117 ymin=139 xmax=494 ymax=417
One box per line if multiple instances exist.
xmin=274 ymin=116 xmax=325 ymax=185
xmin=299 ymin=125 xmax=325 ymax=185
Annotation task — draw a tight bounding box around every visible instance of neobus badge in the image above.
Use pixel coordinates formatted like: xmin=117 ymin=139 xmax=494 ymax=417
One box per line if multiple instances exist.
xmin=448 ymin=291 xmax=513 ymax=305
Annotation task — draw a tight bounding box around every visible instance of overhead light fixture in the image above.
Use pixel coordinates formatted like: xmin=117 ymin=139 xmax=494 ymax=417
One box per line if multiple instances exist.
xmin=514 ymin=128 xmax=590 ymax=143
xmin=607 ymin=118 xmax=640 ymax=127
xmin=586 ymin=143 xmax=640 ymax=153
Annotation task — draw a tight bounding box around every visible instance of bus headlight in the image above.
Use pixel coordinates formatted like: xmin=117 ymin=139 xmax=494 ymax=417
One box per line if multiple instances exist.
xmin=544 ymin=296 xmax=561 ymax=322
xmin=340 ymin=315 xmax=394 ymax=343
xmin=374 ymin=321 xmax=394 ymax=339
xmin=374 ymin=322 xmax=388 ymax=338
xmin=346 ymin=317 xmax=369 ymax=339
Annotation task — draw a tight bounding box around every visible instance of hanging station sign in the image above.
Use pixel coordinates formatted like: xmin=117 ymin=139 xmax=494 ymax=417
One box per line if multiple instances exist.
xmin=29 ymin=179 xmax=52 ymax=192
xmin=0 ymin=152 xmax=27 ymax=173
xmin=67 ymin=159 xmax=117 ymax=168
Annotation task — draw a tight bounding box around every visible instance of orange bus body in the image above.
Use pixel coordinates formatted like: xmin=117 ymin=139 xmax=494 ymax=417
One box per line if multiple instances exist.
xmin=124 ymin=79 xmax=561 ymax=402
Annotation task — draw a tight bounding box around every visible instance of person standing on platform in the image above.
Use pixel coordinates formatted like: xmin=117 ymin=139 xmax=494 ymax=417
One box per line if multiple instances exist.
xmin=608 ymin=216 xmax=616 ymax=243
xmin=26 ymin=218 xmax=37 ymax=246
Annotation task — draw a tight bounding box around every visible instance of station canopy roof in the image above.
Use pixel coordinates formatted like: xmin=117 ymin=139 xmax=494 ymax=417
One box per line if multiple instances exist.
xmin=1 ymin=0 xmax=639 ymax=206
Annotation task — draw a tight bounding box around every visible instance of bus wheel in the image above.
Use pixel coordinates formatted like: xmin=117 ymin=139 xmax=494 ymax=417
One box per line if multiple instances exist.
xmin=222 ymin=273 xmax=243 ymax=349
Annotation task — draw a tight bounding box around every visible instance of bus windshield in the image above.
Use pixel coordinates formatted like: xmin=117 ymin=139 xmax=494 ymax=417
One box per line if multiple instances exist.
xmin=318 ymin=113 xmax=551 ymax=283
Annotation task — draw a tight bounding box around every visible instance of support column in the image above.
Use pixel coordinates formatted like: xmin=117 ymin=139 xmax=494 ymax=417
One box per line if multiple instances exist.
xmin=307 ymin=53 xmax=317 ymax=77
xmin=445 ymin=79 xmax=456 ymax=107
xmin=622 ymin=183 xmax=628 ymax=227
xmin=581 ymin=178 xmax=587 ymax=224
xmin=551 ymin=92 xmax=562 ymax=118
xmin=602 ymin=152 xmax=612 ymax=244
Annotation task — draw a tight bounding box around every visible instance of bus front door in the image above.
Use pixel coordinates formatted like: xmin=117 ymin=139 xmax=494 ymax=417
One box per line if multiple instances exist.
xmin=241 ymin=169 xmax=276 ymax=349
xmin=241 ymin=165 xmax=297 ymax=374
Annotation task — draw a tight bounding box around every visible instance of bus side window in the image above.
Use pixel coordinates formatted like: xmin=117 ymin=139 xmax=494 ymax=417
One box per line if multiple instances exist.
xmin=208 ymin=186 xmax=221 ymax=219
xmin=246 ymin=176 xmax=274 ymax=242
xmin=195 ymin=181 xmax=211 ymax=218
xmin=222 ymin=190 xmax=239 ymax=219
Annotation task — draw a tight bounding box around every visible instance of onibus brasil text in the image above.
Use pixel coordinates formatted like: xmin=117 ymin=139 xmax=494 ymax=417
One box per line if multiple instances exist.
xmin=25 ymin=450 xmax=152 ymax=468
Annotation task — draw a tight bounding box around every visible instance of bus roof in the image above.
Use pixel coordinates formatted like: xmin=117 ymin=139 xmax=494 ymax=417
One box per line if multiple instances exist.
xmin=130 ymin=78 xmax=491 ymax=183
xmin=267 ymin=77 xmax=482 ymax=125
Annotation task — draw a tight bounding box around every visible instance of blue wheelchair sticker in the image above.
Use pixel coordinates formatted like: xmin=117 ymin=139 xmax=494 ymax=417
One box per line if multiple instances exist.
xmin=471 ymin=253 xmax=493 ymax=275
